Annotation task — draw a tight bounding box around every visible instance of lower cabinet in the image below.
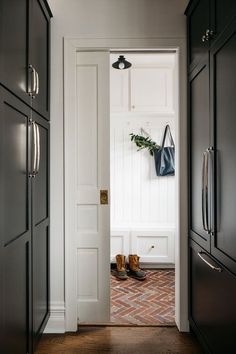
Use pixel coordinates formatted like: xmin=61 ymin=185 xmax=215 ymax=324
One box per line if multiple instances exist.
xmin=32 ymin=111 xmax=50 ymax=349
xmin=111 ymin=228 xmax=175 ymax=264
xmin=190 ymin=240 xmax=236 ymax=354
xmin=0 ymin=87 xmax=32 ymax=354
xmin=0 ymin=86 xmax=50 ymax=353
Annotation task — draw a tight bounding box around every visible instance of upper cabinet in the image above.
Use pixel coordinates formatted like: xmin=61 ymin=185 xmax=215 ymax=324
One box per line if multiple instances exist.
xmin=187 ymin=0 xmax=210 ymax=71
xmin=0 ymin=0 xmax=52 ymax=120
xmin=110 ymin=53 xmax=175 ymax=114
xmin=0 ymin=0 xmax=29 ymax=104
xmin=213 ymin=0 xmax=236 ymax=38
xmin=29 ymin=0 xmax=52 ymax=120
xmin=186 ymin=0 xmax=236 ymax=72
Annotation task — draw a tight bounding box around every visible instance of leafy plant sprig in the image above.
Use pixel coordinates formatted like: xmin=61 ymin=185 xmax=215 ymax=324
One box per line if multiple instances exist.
xmin=130 ymin=133 xmax=160 ymax=156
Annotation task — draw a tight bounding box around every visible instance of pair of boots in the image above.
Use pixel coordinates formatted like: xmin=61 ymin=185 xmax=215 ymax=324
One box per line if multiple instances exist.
xmin=115 ymin=254 xmax=146 ymax=281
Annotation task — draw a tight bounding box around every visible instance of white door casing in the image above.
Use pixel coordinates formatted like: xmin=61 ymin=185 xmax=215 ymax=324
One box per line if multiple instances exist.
xmin=64 ymin=37 xmax=188 ymax=333
xmin=65 ymin=50 xmax=110 ymax=329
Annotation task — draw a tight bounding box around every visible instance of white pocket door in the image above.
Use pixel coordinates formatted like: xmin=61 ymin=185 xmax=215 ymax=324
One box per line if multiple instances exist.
xmin=65 ymin=51 xmax=110 ymax=328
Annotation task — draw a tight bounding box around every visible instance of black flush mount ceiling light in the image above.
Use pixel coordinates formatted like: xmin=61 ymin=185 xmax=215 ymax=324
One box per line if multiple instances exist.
xmin=112 ymin=55 xmax=132 ymax=70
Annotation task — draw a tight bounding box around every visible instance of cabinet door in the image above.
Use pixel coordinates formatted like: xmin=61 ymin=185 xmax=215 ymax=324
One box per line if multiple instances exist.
xmin=190 ymin=240 xmax=236 ymax=354
xmin=210 ymin=19 xmax=236 ymax=274
xmin=31 ymin=111 xmax=49 ymax=349
xmin=186 ymin=0 xmax=210 ymax=72
xmin=130 ymin=66 xmax=174 ymax=113
xmin=0 ymin=0 xmax=30 ymax=104
xmin=0 ymin=88 xmax=32 ymax=354
xmin=189 ymin=62 xmax=211 ymax=251
xmin=29 ymin=0 xmax=52 ymax=120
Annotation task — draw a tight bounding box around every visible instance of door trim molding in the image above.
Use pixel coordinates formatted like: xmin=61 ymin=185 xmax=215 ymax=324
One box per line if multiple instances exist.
xmin=64 ymin=37 xmax=188 ymax=332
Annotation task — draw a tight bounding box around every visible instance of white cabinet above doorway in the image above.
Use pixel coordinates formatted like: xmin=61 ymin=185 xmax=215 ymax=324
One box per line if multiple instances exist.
xmin=110 ymin=53 xmax=175 ymax=114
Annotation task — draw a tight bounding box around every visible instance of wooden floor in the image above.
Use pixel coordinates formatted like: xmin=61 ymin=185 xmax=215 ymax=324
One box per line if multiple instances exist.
xmin=36 ymin=326 xmax=203 ymax=354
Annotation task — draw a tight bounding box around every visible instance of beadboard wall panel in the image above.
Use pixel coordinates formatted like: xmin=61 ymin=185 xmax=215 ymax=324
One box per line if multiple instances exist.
xmin=110 ymin=116 xmax=175 ymax=229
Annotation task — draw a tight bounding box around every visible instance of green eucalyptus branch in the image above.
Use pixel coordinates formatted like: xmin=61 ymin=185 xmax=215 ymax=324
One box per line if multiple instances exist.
xmin=130 ymin=133 xmax=160 ymax=156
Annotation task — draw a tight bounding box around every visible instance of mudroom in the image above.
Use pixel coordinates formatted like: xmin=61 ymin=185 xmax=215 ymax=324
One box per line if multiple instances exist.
xmin=110 ymin=51 xmax=177 ymax=325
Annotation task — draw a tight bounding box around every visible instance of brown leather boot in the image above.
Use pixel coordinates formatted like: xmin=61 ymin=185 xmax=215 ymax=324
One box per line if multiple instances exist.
xmin=115 ymin=254 xmax=128 ymax=280
xmin=128 ymin=255 xmax=146 ymax=280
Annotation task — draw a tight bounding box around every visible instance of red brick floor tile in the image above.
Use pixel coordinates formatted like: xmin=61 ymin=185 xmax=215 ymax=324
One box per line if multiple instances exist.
xmin=110 ymin=269 xmax=175 ymax=325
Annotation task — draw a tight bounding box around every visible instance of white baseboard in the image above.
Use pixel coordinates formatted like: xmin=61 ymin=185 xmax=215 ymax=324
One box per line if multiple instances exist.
xmin=44 ymin=302 xmax=65 ymax=334
xmin=141 ymin=263 xmax=175 ymax=269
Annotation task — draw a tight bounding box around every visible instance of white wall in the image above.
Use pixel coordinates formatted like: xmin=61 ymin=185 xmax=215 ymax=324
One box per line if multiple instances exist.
xmin=47 ymin=0 xmax=188 ymax=332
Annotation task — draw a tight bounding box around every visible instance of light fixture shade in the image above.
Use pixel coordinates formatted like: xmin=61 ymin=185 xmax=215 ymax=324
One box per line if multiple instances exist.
xmin=112 ymin=55 xmax=132 ymax=70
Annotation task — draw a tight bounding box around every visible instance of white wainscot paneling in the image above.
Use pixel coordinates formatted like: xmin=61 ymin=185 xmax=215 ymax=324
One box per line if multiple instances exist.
xmin=131 ymin=230 xmax=175 ymax=264
xmin=110 ymin=231 xmax=130 ymax=262
xmin=110 ymin=117 xmax=175 ymax=228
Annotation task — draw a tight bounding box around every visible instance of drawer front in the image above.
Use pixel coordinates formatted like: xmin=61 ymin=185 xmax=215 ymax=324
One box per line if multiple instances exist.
xmin=131 ymin=231 xmax=174 ymax=263
xmin=190 ymin=240 xmax=236 ymax=354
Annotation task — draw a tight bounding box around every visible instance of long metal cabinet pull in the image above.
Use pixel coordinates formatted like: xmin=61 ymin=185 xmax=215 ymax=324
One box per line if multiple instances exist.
xmin=36 ymin=71 xmax=39 ymax=95
xmin=31 ymin=122 xmax=37 ymax=177
xmin=198 ymin=251 xmax=222 ymax=272
xmin=28 ymin=65 xmax=37 ymax=97
xmin=29 ymin=122 xmax=40 ymax=177
xmin=205 ymin=149 xmax=209 ymax=232
xmin=202 ymin=152 xmax=207 ymax=231
xmin=36 ymin=124 xmax=40 ymax=174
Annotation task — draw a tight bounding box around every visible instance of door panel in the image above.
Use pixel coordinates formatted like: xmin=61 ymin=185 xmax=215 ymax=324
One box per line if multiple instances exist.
xmin=190 ymin=240 xmax=236 ymax=354
xmin=32 ymin=111 xmax=50 ymax=347
xmin=189 ymin=62 xmax=211 ymax=251
xmin=2 ymin=240 xmax=31 ymax=354
xmin=29 ymin=0 xmax=51 ymax=119
xmin=211 ymin=20 xmax=236 ymax=274
xmin=2 ymin=102 xmax=29 ymax=244
xmin=32 ymin=223 xmax=49 ymax=337
xmin=0 ymin=0 xmax=30 ymax=104
xmin=0 ymin=88 xmax=31 ymax=354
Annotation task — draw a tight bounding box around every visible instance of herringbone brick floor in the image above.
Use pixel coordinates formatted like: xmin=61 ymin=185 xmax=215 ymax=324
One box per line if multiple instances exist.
xmin=110 ymin=269 xmax=175 ymax=325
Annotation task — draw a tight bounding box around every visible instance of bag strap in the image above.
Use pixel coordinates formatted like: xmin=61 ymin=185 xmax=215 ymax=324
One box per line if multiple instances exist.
xmin=161 ymin=125 xmax=175 ymax=148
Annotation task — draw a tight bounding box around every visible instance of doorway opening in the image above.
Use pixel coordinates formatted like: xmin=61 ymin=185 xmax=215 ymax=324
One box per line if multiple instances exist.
xmin=109 ymin=51 xmax=178 ymax=325
xmin=64 ymin=38 xmax=188 ymax=332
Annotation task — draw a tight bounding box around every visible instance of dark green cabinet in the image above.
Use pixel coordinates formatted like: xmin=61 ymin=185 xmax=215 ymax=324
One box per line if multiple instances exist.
xmin=0 ymin=0 xmax=52 ymax=119
xmin=186 ymin=1 xmax=236 ymax=353
xmin=0 ymin=1 xmax=52 ymax=353
xmin=31 ymin=111 xmax=50 ymax=351
xmin=29 ymin=0 xmax=52 ymax=119
xmin=210 ymin=19 xmax=236 ymax=275
xmin=0 ymin=88 xmax=32 ymax=354
xmin=190 ymin=241 xmax=236 ymax=354
xmin=189 ymin=62 xmax=211 ymax=252
xmin=0 ymin=0 xmax=29 ymax=104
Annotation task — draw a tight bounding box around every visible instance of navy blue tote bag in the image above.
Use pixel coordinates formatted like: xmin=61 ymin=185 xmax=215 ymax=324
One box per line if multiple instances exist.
xmin=154 ymin=125 xmax=175 ymax=176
